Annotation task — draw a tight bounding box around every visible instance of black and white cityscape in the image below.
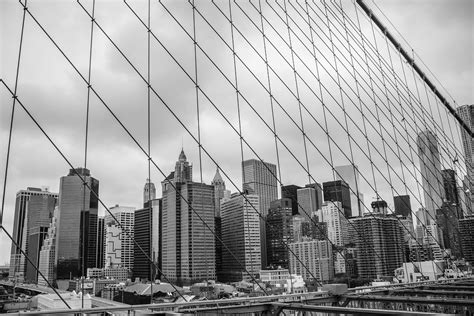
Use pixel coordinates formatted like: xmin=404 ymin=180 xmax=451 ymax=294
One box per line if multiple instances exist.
xmin=1 ymin=0 xmax=473 ymax=314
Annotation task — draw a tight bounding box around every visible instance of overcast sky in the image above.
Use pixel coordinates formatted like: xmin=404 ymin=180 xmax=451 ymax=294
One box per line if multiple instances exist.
xmin=0 ymin=0 xmax=472 ymax=265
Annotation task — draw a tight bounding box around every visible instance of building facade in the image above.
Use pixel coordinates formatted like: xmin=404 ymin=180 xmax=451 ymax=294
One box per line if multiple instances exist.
xmin=322 ymin=180 xmax=352 ymax=218
xmin=161 ymin=150 xmax=215 ymax=285
xmin=220 ymin=194 xmax=261 ymax=283
xmin=242 ymin=159 xmax=278 ymax=268
xmin=456 ymin=104 xmax=473 ymax=215
xmin=9 ymin=187 xmax=58 ymax=282
xmin=55 ymin=168 xmax=99 ymax=280
xmin=417 ymin=131 xmax=445 ymax=221
xmin=266 ymin=199 xmax=293 ymax=268
xmin=350 ymin=212 xmax=405 ymax=280
xmin=394 ymin=195 xmax=412 ymax=217
xmin=104 ymin=205 xmax=135 ymax=270
xmin=335 ymin=165 xmax=364 ymax=217
xmin=288 ymin=239 xmax=334 ymax=283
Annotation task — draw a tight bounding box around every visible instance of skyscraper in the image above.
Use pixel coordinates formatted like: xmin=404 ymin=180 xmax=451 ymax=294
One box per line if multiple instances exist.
xmin=211 ymin=168 xmax=227 ymax=282
xmin=335 ymin=165 xmax=364 ymax=217
xmin=320 ymin=201 xmax=349 ymax=274
xmin=297 ymin=183 xmax=322 ymax=220
xmin=323 ymin=180 xmax=352 ymax=218
xmin=9 ymin=187 xmax=58 ymax=283
xmin=56 ymin=168 xmax=99 ymax=280
xmin=394 ymin=195 xmax=412 ymax=217
xmin=96 ymin=216 xmax=105 ymax=269
xmin=281 ymin=184 xmax=301 ymax=215
xmin=417 ymin=131 xmax=445 ymax=221
xmin=266 ymin=199 xmax=293 ymax=268
xmin=350 ymin=211 xmax=405 ymax=280
xmin=456 ymin=104 xmax=473 ymax=214
xmin=242 ymin=159 xmax=278 ymax=268
xmin=133 ymin=197 xmax=160 ymax=281
xmin=442 ymin=169 xmax=459 ymax=206
xmin=38 ymin=207 xmax=59 ymax=287
xmin=288 ymin=239 xmax=334 ymax=282
xmin=161 ymin=149 xmax=215 ymax=285
xmin=459 ymin=215 xmax=474 ymax=263
xmin=220 ymin=193 xmax=261 ymax=282
xmin=104 ymin=205 xmax=135 ymax=270
xmin=143 ymin=178 xmax=156 ymax=205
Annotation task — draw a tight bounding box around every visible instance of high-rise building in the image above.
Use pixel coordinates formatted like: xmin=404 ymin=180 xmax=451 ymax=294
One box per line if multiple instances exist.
xmin=436 ymin=204 xmax=461 ymax=258
xmin=161 ymin=150 xmax=215 ymax=285
xmin=96 ymin=216 xmax=105 ymax=269
xmin=133 ymin=198 xmax=161 ymax=281
xmin=394 ymin=195 xmax=412 ymax=217
xmin=319 ymin=202 xmax=348 ymax=247
xmin=56 ymin=168 xmax=99 ymax=280
xmin=297 ymin=183 xmax=322 ymax=220
xmin=212 ymin=168 xmax=227 ymax=282
xmin=323 ymin=180 xmax=352 ymax=218
xmin=242 ymin=159 xmax=278 ymax=268
xmin=9 ymin=187 xmax=58 ymax=283
xmin=288 ymin=239 xmax=334 ymax=282
xmin=220 ymin=193 xmax=261 ymax=283
xmin=335 ymin=165 xmax=364 ymax=217
xmin=417 ymin=131 xmax=445 ymax=220
xmin=320 ymin=201 xmax=349 ymax=274
xmin=38 ymin=207 xmax=59 ymax=287
xmin=292 ymin=215 xmax=327 ymax=242
xmin=266 ymin=199 xmax=293 ymax=268
xmin=456 ymin=104 xmax=473 ymax=214
xmin=143 ymin=178 xmax=156 ymax=205
xmin=180 ymin=182 xmax=216 ymax=284
xmin=459 ymin=215 xmax=474 ymax=263
xmin=350 ymin=206 xmax=405 ymax=280
xmin=442 ymin=169 xmax=459 ymax=207
xmin=104 ymin=205 xmax=135 ymax=270
xmin=281 ymin=185 xmax=301 ymax=215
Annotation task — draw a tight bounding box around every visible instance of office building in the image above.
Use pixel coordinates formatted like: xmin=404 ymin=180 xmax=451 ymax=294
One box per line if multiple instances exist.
xmin=417 ymin=131 xmax=445 ymax=220
xmin=394 ymin=195 xmax=412 ymax=217
xmin=9 ymin=187 xmax=58 ymax=282
xmin=436 ymin=205 xmax=461 ymax=258
xmin=221 ymin=193 xmax=261 ymax=282
xmin=456 ymin=104 xmax=473 ymax=214
xmin=134 ymin=198 xmax=160 ymax=281
xmin=266 ymin=199 xmax=293 ymax=268
xmin=38 ymin=207 xmax=59 ymax=287
xmin=55 ymin=168 xmax=99 ymax=280
xmin=161 ymin=150 xmax=215 ymax=285
xmin=282 ymin=184 xmax=301 ymax=215
xmin=350 ymin=204 xmax=405 ymax=280
xmin=212 ymin=168 xmax=227 ymax=281
xmin=288 ymin=239 xmax=333 ymax=282
xmin=96 ymin=216 xmax=105 ymax=269
xmin=335 ymin=165 xmax=364 ymax=217
xmin=459 ymin=215 xmax=474 ymax=264
xmin=319 ymin=202 xmax=348 ymax=247
xmin=323 ymin=180 xmax=352 ymax=218
xmin=292 ymin=215 xmax=327 ymax=242
xmin=143 ymin=178 xmax=156 ymax=205
xmin=104 ymin=205 xmax=135 ymax=270
xmin=242 ymin=159 xmax=278 ymax=268
xmin=296 ymin=183 xmax=322 ymax=220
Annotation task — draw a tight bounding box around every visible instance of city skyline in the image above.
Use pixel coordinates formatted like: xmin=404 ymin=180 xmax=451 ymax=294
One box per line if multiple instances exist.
xmin=0 ymin=0 xmax=472 ymax=268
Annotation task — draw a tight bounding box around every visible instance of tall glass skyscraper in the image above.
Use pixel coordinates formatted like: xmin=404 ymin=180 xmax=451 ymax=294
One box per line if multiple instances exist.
xmin=335 ymin=165 xmax=364 ymax=217
xmin=417 ymin=131 xmax=445 ymax=222
xmin=456 ymin=104 xmax=473 ymax=215
xmin=242 ymin=159 xmax=278 ymax=268
xmin=9 ymin=187 xmax=58 ymax=282
xmin=55 ymin=168 xmax=99 ymax=280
